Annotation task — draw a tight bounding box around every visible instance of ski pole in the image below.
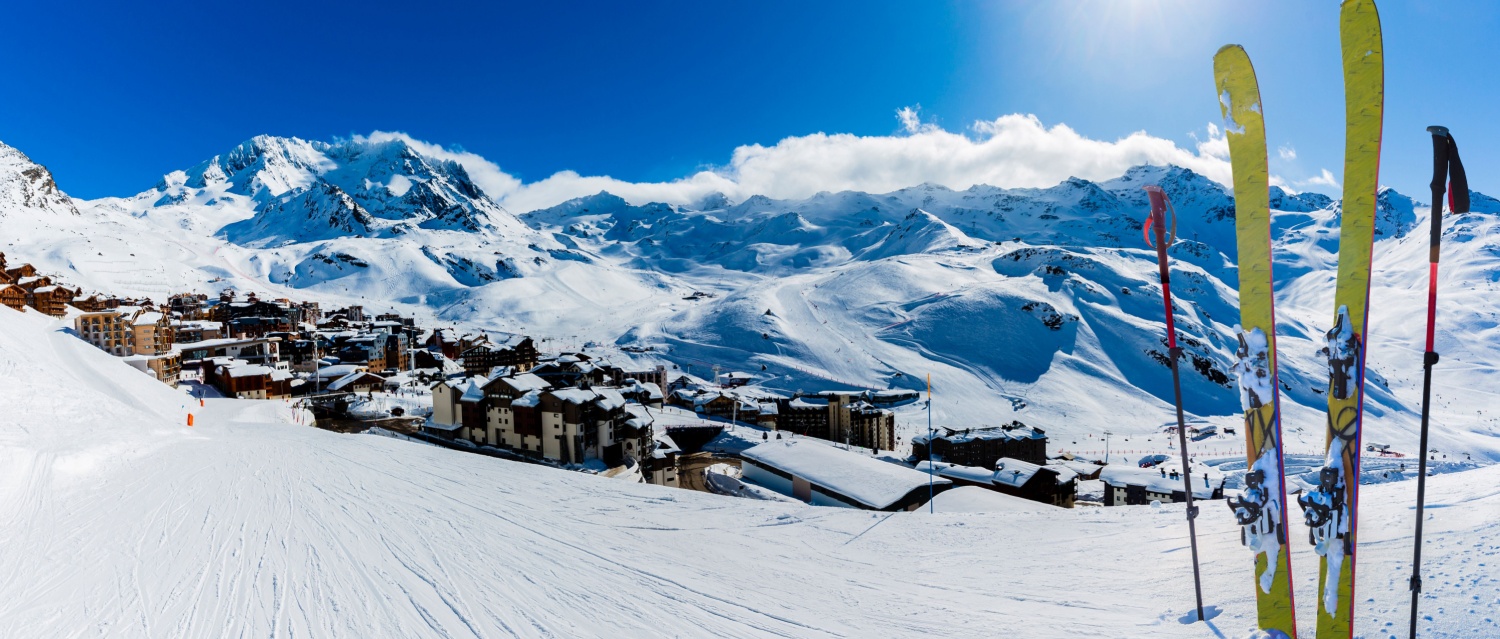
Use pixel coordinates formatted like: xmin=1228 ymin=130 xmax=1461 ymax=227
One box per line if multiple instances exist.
xmin=1143 ymin=185 xmax=1205 ymax=621
xmin=1409 ymin=125 xmax=1467 ymax=639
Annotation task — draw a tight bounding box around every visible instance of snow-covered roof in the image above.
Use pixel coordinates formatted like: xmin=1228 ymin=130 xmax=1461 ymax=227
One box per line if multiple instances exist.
xmin=915 ymin=460 xmax=997 ymax=486
xmin=328 ymin=371 xmax=383 ymax=392
xmin=225 ymin=364 xmax=276 ymax=378
xmin=511 ymin=389 xmax=542 ymax=408
xmin=623 ymin=404 xmax=654 ymax=429
xmin=742 ymin=440 xmax=950 ymax=510
xmin=992 ymin=458 xmax=1045 ymax=489
xmin=460 ymin=376 xmax=490 ymax=403
xmin=594 ymin=388 xmax=626 ymax=411
xmin=551 ymin=388 xmax=597 ymax=405
xmin=313 ymin=364 xmax=366 ymax=381
xmin=1099 ymin=464 xmax=1220 ymax=500
xmin=789 ymin=397 xmax=828 ymax=409
xmin=132 ymin=311 xmax=164 ymax=326
xmin=179 ymin=336 xmax=282 ymax=351
xmin=911 ymin=423 xmax=1045 ymax=446
xmin=653 ymin=433 xmax=681 ymax=459
xmin=504 ymin=373 xmax=550 ymax=393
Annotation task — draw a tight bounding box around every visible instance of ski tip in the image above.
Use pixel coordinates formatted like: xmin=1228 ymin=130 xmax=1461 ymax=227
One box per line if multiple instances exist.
xmin=1427 ymin=125 xmax=1450 ymax=138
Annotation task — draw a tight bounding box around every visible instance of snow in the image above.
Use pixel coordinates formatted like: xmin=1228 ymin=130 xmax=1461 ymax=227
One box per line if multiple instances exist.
xmin=1100 ymin=463 xmax=1223 ymax=500
xmin=3 ymin=301 xmax=1500 ymax=636
xmin=224 ymin=363 xmax=275 ymax=378
xmin=925 ymin=486 xmax=1042 ymax=513
xmin=741 ymin=439 xmax=950 ymax=509
xmin=327 ymin=370 xmax=380 ymax=391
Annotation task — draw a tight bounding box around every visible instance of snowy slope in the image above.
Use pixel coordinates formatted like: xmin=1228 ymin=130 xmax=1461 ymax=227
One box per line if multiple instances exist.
xmin=1 ymin=306 xmax=1497 ymax=638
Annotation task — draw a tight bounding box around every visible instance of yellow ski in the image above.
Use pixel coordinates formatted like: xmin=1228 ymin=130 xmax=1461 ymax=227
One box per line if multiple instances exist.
xmin=1214 ymin=44 xmax=1298 ymax=639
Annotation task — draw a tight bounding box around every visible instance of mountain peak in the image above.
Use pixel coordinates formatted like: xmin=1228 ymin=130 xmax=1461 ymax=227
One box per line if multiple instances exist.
xmin=0 ymin=140 xmax=80 ymax=217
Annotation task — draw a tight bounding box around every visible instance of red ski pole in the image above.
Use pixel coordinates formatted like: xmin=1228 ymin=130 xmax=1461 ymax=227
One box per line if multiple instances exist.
xmin=1144 ymin=185 xmax=1205 ymax=621
xmin=1410 ymin=125 xmax=1468 ymax=638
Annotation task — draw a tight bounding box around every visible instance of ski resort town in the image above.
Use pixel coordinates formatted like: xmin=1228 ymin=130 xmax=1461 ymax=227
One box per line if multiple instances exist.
xmin=1 ymin=249 xmax=1244 ymax=512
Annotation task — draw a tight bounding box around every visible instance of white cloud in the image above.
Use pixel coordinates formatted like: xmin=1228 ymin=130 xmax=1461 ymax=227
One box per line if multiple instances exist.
xmin=1278 ymin=144 xmax=1297 ymax=161
xmin=353 ymin=131 xmax=523 ymax=204
xmin=1299 ymin=168 xmax=1340 ymax=190
xmin=363 ymin=114 xmax=1246 ymax=213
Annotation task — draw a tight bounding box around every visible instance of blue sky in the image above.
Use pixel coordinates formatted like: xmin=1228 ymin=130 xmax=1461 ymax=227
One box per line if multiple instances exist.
xmin=0 ymin=0 xmax=1495 ymax=203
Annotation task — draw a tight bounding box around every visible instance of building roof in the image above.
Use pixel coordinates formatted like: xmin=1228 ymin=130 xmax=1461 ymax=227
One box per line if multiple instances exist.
xmin=328 ymin=371 xmax=385 ymax=392
xmin=992 ymin=458 xmax=1048 ymax=489
xmin=224 ymin=364 xmax=276 ymax=378
xmin=460 ymin=376 xmax=491 ymax=403
xmin=594 ymin=388 xmax=626 ymax=411
xmin=788 ymin=397 xmax=828 ymax=409
xmin=512 ymin=389 xmax=542 ymax=408
xmin=1099 ymin=463 xmax=1220 ymax=500
xmin=742 ymin=440 xmax=950 ymax=510
xmin=312 ymin=364 xmax=366 ymax=381
xmin=505 ymin=373 xmax=550 ymax=393
xmin=551 ymin=388 xmax=598 ymax=405
xmin=132 ymin=311 xmax=165 ymax=326
xmin=911 ymin=422 xmax=1046 ymax=446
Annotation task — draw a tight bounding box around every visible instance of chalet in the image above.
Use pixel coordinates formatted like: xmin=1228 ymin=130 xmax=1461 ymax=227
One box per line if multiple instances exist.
xmin=619 ymin=379 xmax=664 ymax=408
xmin=519 ymin=352 xmax=603 ymax=388
xmin=1049 ymin=456 xmax=1105 ymax=481
xmin=211 ymin=299 xmax=301 ymax=337
xmin=72 ymin=295 xmax=110 ymax=312
xmin=740 ymin=440 xmax=951 ymax=511
xmin=4 ymin=262 xmax=37 ymax=281
xmin=0 ymin=284 xmax=24 ymax=311
xmin=166 ymin=293 xmax=210 ymax=320
xmin=644 ymin=425 xmax=681 ymax=487
xmin=1100 ymin=464 xmax=1226 ymax=506
xmin=177 ymin=336 xmax=282 ymax=369
xmin=129 ymin=311 xmax=174 ymax=355
xmin=915 ymin=459 xmax=1077 ymax=508
xmin=75 ymin=308 xmax=137 ymax=356
xmin=27 ymin=285 xmax=73 ymax=316
xmin=327 ymin=371 xmax=387 ymax=395
xmin=123 ymin=353 xmax=183 ymax=385
xmin=911 ymin=421 xmax=1048 ymax=467
xmin=210 ymin=360 xmax=294 ymax=399
xmin=173 ymin=320 xmax=223 ymax=343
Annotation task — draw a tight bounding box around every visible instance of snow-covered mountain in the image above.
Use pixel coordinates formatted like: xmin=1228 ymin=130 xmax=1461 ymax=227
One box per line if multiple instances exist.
xmin=4 ymin=135 xmax=1500 ymax=464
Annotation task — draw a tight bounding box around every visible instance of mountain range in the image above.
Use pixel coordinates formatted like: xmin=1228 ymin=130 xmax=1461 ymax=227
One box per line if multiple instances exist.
xmin=3 ymin=134 xmax=1499 ymax=462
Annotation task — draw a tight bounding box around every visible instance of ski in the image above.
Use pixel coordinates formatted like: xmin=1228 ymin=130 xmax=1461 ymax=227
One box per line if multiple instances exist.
xmin=1408 ymin=126 xmax=1467 ymax=638
xmin=1296 ymin=2 xmax=1384 ymax=637
xmin=1213 ymin=43 xmax=1298 ymax=639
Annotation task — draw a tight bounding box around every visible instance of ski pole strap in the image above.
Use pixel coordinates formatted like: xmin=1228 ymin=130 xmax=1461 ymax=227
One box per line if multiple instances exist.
xmin=1427 ymin=126 xmax=1470 ymax=264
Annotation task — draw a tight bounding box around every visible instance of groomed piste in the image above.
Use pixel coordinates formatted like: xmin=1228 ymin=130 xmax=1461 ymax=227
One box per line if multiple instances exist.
xmin=0 ymin=305 xmax=1495 ymax=638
